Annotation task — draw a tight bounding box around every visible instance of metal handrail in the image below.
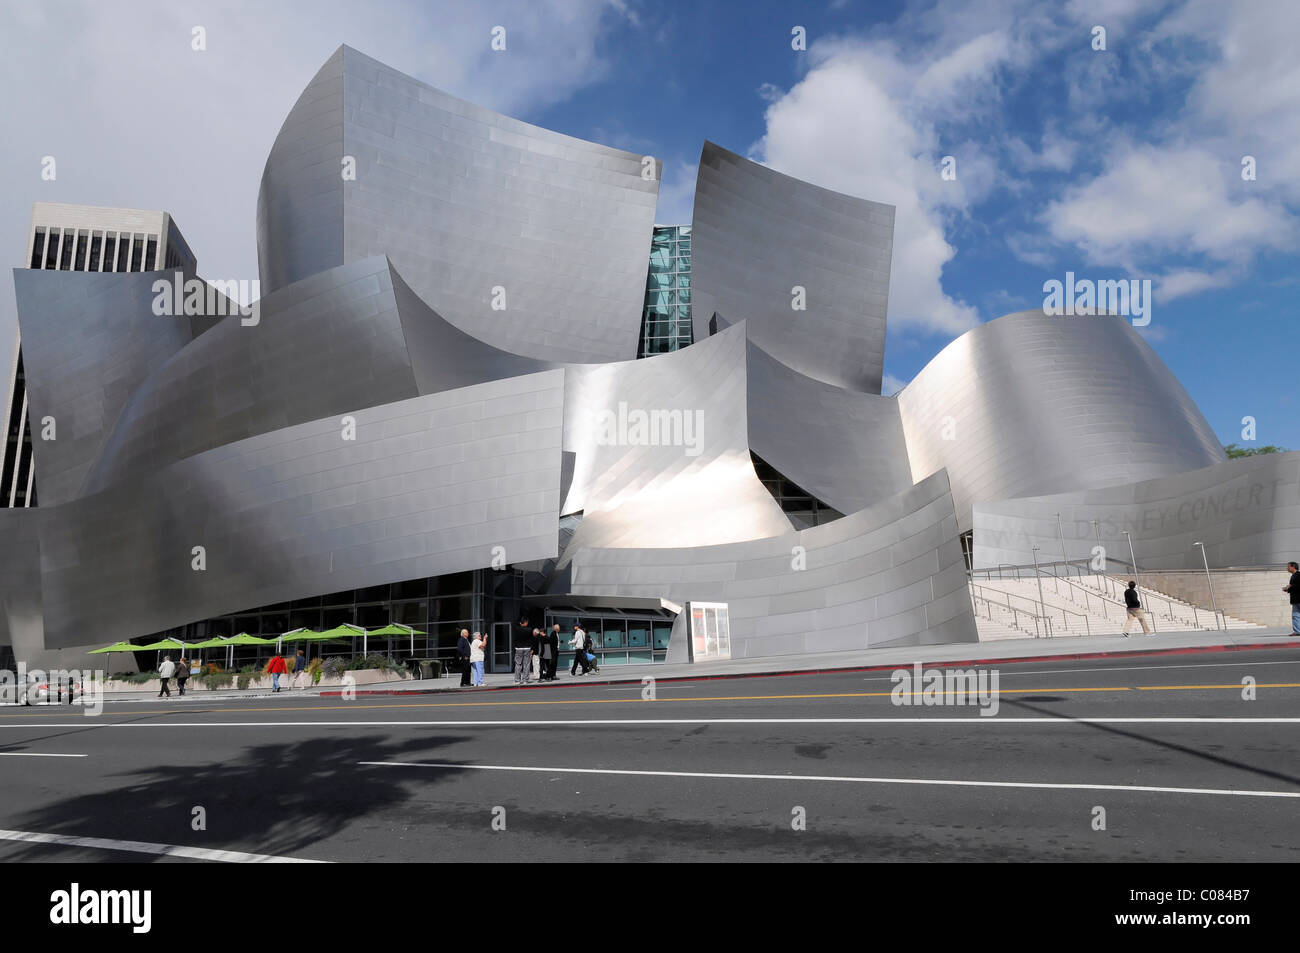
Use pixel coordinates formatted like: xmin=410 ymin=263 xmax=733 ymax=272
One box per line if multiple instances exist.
xmin=968 ymin=588 xmax=1054 ymax=639
xmin=969 ymin=581 xmax=1091 ymax=638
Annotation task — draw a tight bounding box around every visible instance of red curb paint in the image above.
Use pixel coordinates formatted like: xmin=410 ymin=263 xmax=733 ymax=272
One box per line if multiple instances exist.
xmin=319 ymin=640 xmax=1296 ymax=697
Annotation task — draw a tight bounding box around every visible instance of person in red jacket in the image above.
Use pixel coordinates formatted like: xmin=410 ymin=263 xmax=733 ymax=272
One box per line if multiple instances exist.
xmin=267 ymin=653 xmax=288 ymax=693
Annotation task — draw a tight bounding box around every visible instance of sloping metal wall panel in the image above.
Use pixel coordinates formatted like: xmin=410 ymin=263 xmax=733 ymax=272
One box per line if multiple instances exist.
xmin=898 ymin=310 xmax=1227 ymax=531
xmin=690 ymin=141 xmax=894 ymax=393
xmin=747 ymin=339 xmax=912 ymax=513
xmin=255 ymin=47 xmax=345 ymax=295
xmin=558 ymin=322 xmax=791 ymax=556
xmin=38 ymin=371 xmax=564 ymax=648
xmin=257 ymin=45 xmax=659 ymax=363
xmin=13 ymin=268 xmax=224 ymax=506
xmin=569 ymin=471 xmax=976 ymax=657
xmin=82 ymin=258 xmax=420 ymax=495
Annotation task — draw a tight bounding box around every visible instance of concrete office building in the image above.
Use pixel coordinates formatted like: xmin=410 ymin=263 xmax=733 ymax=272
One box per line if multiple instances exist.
xmin=2 ymin=46 xmax=1295 ymax=674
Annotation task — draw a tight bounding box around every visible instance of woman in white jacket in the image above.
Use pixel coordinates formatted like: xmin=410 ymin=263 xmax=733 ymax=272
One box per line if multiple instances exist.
xmin=470 ymin=632 xmax=486 ymax=687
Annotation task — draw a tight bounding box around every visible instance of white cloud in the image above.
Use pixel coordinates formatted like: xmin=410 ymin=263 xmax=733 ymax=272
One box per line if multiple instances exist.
xmin=1155 ymin=268 xmax=1234 ymax=302
xmin=881 ymin=372 xmax=908 ymax=396
xmin=1043 ymin=146 xmax=1294 ymax=269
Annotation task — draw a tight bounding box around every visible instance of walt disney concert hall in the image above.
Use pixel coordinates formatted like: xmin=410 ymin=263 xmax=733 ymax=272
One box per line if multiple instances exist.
xmin=3 ymin=46 xmax=1297 ymax=672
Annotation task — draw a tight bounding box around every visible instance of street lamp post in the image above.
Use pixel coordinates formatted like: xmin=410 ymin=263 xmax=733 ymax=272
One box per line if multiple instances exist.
xmin=1032 ymin=545 xmax=1047 ymax=637
xmin=1194 ymin=541 xmax=1222 ymax=630
xmin=1122 ymin=530 xmax=1143 ymax=609
xmin=1056 ymin=512 xmax=1069 ymax=569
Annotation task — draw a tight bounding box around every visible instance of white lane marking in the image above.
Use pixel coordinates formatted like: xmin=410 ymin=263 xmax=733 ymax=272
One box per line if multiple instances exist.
xmin=0 ymin=752 xmax=86 ymax=758
xmin=359 ymin=761 xmax=1300 ymax=800
xmin=0 ymin=828 xmax=326 ymax=862
xmin=0 ymin=717 xmax=1298 ymax=728
xmin=861 ymin=659 xmax=1300 ymax=682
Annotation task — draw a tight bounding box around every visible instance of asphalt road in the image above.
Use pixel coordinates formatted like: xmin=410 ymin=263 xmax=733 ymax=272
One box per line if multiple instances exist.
xmin=0 ymin=647 xmax=1297 ymax=862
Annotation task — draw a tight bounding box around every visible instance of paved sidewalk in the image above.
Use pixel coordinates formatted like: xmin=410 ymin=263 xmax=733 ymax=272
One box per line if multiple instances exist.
xmin=87 ymin=626 xmax=1297 ymax=703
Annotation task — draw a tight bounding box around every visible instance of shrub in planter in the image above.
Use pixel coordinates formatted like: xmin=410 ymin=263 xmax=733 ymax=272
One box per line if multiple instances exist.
xmin=201 ymin=671 xmax=234 ymax=690
xmin=321 ymin=657 xmax=348 ymax=679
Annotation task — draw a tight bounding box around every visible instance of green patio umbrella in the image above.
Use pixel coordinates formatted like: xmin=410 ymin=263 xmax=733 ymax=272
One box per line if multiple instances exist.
xmin=133 ymin=637 xmax=191 ymax=651
xmin=88 ymin=641 xmax=139 ymax=654
xmin=87 ymin=640 xmax=141 ymax=675
xmin=367 ymin=624 xmax=427 ymax=655
xmin=193 ymin=633 xmax=276 ymax=668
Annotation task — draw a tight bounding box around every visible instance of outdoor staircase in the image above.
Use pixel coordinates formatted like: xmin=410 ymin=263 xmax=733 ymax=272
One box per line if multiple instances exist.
xmin=968 ymin=569 xmax=1262 ymax=642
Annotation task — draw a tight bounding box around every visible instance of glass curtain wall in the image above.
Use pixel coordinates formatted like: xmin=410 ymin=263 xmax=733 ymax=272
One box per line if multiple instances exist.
xmin=638 ymin=225 xmax=693 ymax=357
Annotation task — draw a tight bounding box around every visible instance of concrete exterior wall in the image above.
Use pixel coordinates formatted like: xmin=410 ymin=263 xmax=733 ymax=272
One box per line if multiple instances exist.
xmin=1141 ymin=568 xmax=1295 ymax=627
xmin=973 ymin=452 xmax=1300 ymax=571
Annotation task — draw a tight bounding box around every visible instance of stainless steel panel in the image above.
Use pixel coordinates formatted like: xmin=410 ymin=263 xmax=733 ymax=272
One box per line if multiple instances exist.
xmin=257 ymin=45 xmax=659 ymax=363
xmin=690 ymin=141 xmax=894 ymax=393
xmin=569 ymin=471 xmax=977 ymax=657
xmin=898 ymin=310 xmax=1227 ymax=531
xmin=38 ymin=370 xmax=564 ymax=649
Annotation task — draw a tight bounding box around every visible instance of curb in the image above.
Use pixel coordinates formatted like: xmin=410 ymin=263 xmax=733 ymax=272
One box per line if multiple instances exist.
xmin=319 ymin=638 xmax=1299 ymax=697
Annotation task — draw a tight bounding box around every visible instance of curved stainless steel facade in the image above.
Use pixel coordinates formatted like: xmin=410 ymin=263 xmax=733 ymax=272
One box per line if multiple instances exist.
xmin=690 ymin=141 xmax=894 ymax=393
xmin=973 ymin=451 xmax=1300 ymax=570
xmin=746 ymin=340 xmax=912 ymax=514
xmin=257 ymin=45 xmax=660 ymax=364
xmin=558 ymin=322 xmax=791 ymax=557
xmin=13 ymin=267 xmax=224 ymax=506
xmin=570 ymin=471 xmax=977 ymax=656
xmin=898 ymin=310 xmax=1227 ymax=531
xmin=41 ymin=371 xmax=565 ymax=649
xmin=7 ymin=46 xmax=1262 ymax=666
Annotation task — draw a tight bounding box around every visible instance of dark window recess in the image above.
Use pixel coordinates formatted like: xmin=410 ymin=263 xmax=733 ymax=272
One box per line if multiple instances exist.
xmin=29 ymin=230 xmax=45 ymax=269
xmin=59 ymin=232 xmax=74 ymax=269
xmin=103 ymin=236 xmax=118 ymax=272
xmin=145 ymin=237 xmax=158 ymax=270
xmin=89 ymin=235 xmax=103 ymax=271
xmin=44 ymin=231 xmax=60 ymax=269
xmin=130 ymin=236 xmax=144 ymax=271
xmin=750 ymin=451 xmax=844 ymax=530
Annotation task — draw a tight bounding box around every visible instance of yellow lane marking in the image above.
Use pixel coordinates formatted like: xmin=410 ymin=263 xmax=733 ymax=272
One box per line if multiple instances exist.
xmin=2 ymin=681 xmax=1298 ymax=720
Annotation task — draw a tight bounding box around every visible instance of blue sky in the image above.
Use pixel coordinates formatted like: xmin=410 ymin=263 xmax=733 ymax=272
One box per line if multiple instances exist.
xmin=2 ymin=0 xmax=1296 ymax=448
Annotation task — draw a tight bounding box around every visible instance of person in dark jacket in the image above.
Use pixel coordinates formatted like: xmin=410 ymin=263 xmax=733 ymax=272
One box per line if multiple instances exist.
xmin=1120 ymin=581 xmax=1150 ymax=636
xmin=292 ymin=649 xmax=308 ymax=690
xmin=1285 ymin=561 xmax=1300 ymax=636
xmin=175 ymin=657 xmax=190 ymax=696
xmin=458 ymin=629 xmax=472 ymax=686
xmin=546 ymin=624 xmax=562 ymax=680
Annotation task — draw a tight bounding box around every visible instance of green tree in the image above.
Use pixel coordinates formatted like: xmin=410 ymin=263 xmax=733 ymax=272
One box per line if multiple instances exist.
xmin=1224 ymin=443 xmax=1288 ymax=459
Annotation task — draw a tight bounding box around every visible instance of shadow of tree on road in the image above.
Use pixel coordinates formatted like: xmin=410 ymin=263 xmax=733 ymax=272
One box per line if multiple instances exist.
xmin=2 ymin=731 xmax=469 ymax=861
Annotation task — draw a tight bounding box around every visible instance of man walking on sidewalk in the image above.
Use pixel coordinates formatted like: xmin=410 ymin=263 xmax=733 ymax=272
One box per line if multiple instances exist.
xmin=1285 ymin=561 xmax=1300 ymax=636
xmin=1121 ymin=581 xmax=1151 ymax=636
xmin=157 ymin=656 xmax=175 ymax=697
xmin=570 ymin=624 xmax=591 ymax=676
